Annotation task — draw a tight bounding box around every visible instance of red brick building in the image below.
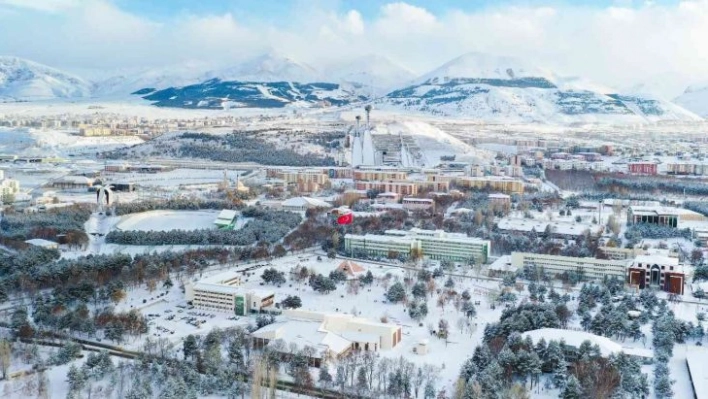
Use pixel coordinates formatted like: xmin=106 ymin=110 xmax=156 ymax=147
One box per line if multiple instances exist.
xmin=628 ymin=255 xmax=684 ymax=295
xmin=628 ymin=162 xmax=658 ymax=175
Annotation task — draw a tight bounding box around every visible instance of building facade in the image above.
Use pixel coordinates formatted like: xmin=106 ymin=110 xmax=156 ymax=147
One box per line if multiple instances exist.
xmin=627 ymin=206 xmax=679 ymax=228
xmin=345 ymin=228 xmax=490 ymax=264
xmin=627 ymin=255 xmax=685 ymax=295
xmin=628 ymin=162 xmax=658 ymax=175
xmin=510 ymin=252 xmax=629 ymax=281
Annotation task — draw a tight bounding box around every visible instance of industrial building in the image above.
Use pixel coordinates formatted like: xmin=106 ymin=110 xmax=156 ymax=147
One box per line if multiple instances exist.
xmin=250 ymin=309 xmax=402 ymax=366
xmin=185 ymin=271 xmax=275 ymax=315
xmin=345 ymin=228 xmax=490 ymax=264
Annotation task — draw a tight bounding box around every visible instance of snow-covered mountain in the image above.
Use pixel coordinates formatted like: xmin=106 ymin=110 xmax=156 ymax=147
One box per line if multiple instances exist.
xmin=141 ymin=80 xmax=368 ymax=109
xmin=202 ymin=52 xmax=320 ymax=84
xmin=0 ymin=56 xmax=91 ymax=101
xmin=376 ymin=52 xmax=701 ymax=124
xmin=674 ymin=85 xmax=708 ymax=118
xmin=92 ymin=61 xmax=212 ymax=97
xmin=327 ymin=55 xmax=416 ymax=95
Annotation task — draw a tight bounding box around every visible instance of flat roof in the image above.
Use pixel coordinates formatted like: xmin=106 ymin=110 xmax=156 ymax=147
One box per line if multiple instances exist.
xmin=687 ymin=347 xmax=708 ymax=399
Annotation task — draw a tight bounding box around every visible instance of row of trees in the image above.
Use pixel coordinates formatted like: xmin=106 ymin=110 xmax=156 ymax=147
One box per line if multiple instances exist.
xmin=178 ymin=132 xmax=336 ymax=166
xmin=106 ymin=210 xmax=302 ymax=246
xmin=114 ymin=199 xmax=243 ymax=216
xmin=0 ymin=204 xmax=92 ymax=243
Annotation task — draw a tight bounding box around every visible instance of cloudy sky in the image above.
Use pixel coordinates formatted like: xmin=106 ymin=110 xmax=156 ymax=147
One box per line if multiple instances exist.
xmin=1 ymin=0 xmax=707 ymax=97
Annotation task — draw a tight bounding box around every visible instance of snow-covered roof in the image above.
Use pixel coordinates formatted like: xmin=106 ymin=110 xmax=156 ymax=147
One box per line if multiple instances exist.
xmin=192 ymin=282 xmax=242 ymax=295
xmin=633 ymin=255 xmax=679 ymax=266
xmin=686 ymin=347 xmax=708 ymax=399
xmin=54 ymin=175 xmax=92 ymax=184
xmin=522 ymin=328 xmax=653 ymax=359
xmin=628 ymin=206 xmax=681 ymax=216
xmin=337 ymin=260 xmax=366 ymax=276
xmin=340 ymin=331 xmax=379 ymax=344
xmin=215 ymin=209 xmax=238 ymax=221
xmin=281 ymin=196 xmax=331 ymax=208
xmin=251 ymin=320 xmax=352 ymax=357
xmin=24 ymin=238 xmax=58 ymax=248
xmin=488 ymin=255 xmax=517 ymax=272
xmin=489 ymin=193 xmax=511 ymax=199
xmin=498 ymin=218 xmax=603 ymax=237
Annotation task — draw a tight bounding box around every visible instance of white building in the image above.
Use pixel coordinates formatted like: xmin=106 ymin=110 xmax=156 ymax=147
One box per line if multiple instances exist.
xmin=0 ymin=178 xmax=20 ymax=202
xmin=281 ymin=197 xmax=331 ymax=212
xmin=402 ymin=197 xmax=434 ymax=211
xmin=251 ymin=309 xmax=402 ymax=366
xmin=24 ymin=238 xmax=59 ymax=250
xmin=214 ymin=209 xmax=238 ymax=229
xmin=510 ymin=252 xmax=630 ymax=281
xmin=185 ymin=271 xmax=274 ymax=315
xmin=345 ymin=228 xmax=490 ymax=264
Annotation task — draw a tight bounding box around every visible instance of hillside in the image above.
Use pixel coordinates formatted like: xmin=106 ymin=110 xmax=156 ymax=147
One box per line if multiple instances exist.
xmin=140 ymin=79 xmax=369 ymax=109
xmin=674 ymin=85 xmax=708 ymax=117
xmin=0 ymin=56 xmax=92 ymax=101
xmin=376 ymin=52 xmax=701 ymax=124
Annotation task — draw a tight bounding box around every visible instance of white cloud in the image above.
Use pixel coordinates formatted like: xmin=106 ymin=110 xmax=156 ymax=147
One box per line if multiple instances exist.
xmin=2 ymin=0 xmax=708 ymax=96
xmin=0 ymin=0 xmax=79 ymax=12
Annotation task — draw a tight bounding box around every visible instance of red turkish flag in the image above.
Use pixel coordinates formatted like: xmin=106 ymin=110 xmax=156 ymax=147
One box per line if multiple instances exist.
xmin=337 ymin=212 xmax=353 ymax=225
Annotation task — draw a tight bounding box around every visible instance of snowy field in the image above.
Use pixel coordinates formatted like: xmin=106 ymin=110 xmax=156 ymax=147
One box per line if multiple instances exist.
xmin=0 ymin=127 xmax=143 ymax=157
xmin=114 ymin=210 xmax=220 ymax=232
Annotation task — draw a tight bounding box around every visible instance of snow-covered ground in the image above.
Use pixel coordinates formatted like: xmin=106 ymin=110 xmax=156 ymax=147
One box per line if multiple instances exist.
xmin=114 ymin=210 xmax=219 ymax=232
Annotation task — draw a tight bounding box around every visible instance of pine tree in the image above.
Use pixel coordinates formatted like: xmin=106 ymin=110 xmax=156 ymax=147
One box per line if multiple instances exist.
xmin=412 ymin=282 xmax=427 ymax=299
xmin=356 ymin=367 xmax=368 ymax=393
xmin=386 ymin=282 xmax=406 ymax=303
xmin=552 ymin=358 xmax=568 ymax=389
xmin=319 ymin=363 xmax=333 ymax=387
xmin=424 ymin=381 xmax=436 ymax=399
xmin=561 ymin=375 xmax=583 ymax=399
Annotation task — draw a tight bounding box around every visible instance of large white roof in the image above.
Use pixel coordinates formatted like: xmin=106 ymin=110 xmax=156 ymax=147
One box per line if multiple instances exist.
xmin=686 ymin=347 xmax=708 ymax=399
xmin=216 ymin=209 xmax=238 ymax=221
xmin=281 ymin=197 xmax=331 ymax=208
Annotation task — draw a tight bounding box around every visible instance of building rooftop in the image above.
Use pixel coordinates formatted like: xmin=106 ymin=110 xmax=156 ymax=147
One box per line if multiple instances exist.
xmin=24 ymin=238 xmax=58 ymax=248
xmin=281 ymin=197 xmax=331 ymax=208
xmin=215 ymin=209 xmax=238 ymax=221
xmin=685 ymin=347 xmax=708 ymax=399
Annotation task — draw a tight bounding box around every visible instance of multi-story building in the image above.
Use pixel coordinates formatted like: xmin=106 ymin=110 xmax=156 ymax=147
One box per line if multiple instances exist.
xmin=278 ymin=169 xmax=330 ymax=185
xmin=185 ymin=271 xmax=274 ymax=315
xmin=402 ymin=197 xmax=434 ymax=211
xmin=627 ymin=206 xmax=680 ymax=228
xmin=510 ymin=252 xmax=630 ymax=281
xmin=665 ymin=162 xmax=708 ymax=176
xmin=345 ymin=228 xmax=490 ymax=264
xmin=627 ymin=255 xmax=685 ymax=295
xmin=489 ymin=193 xmax=511 ymax=206
xmin=352 ymin=168 xmax=408 ymax=182
xmin=455 ymin=176 xmax=524 ymax=195
xmin=355 ymin=181 xmax=418 ymax=196
xmin=628 ymin=162 xmax=658 ymax=175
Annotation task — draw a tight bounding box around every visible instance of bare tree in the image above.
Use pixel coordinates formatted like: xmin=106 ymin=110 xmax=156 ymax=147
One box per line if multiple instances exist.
xmin=0 ymin=340 xmax=11 ymax=380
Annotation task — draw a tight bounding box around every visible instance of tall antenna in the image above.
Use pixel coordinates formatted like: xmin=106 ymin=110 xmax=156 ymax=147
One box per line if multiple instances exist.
xmin=365 ymin=105 xmax=372 ymax=129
